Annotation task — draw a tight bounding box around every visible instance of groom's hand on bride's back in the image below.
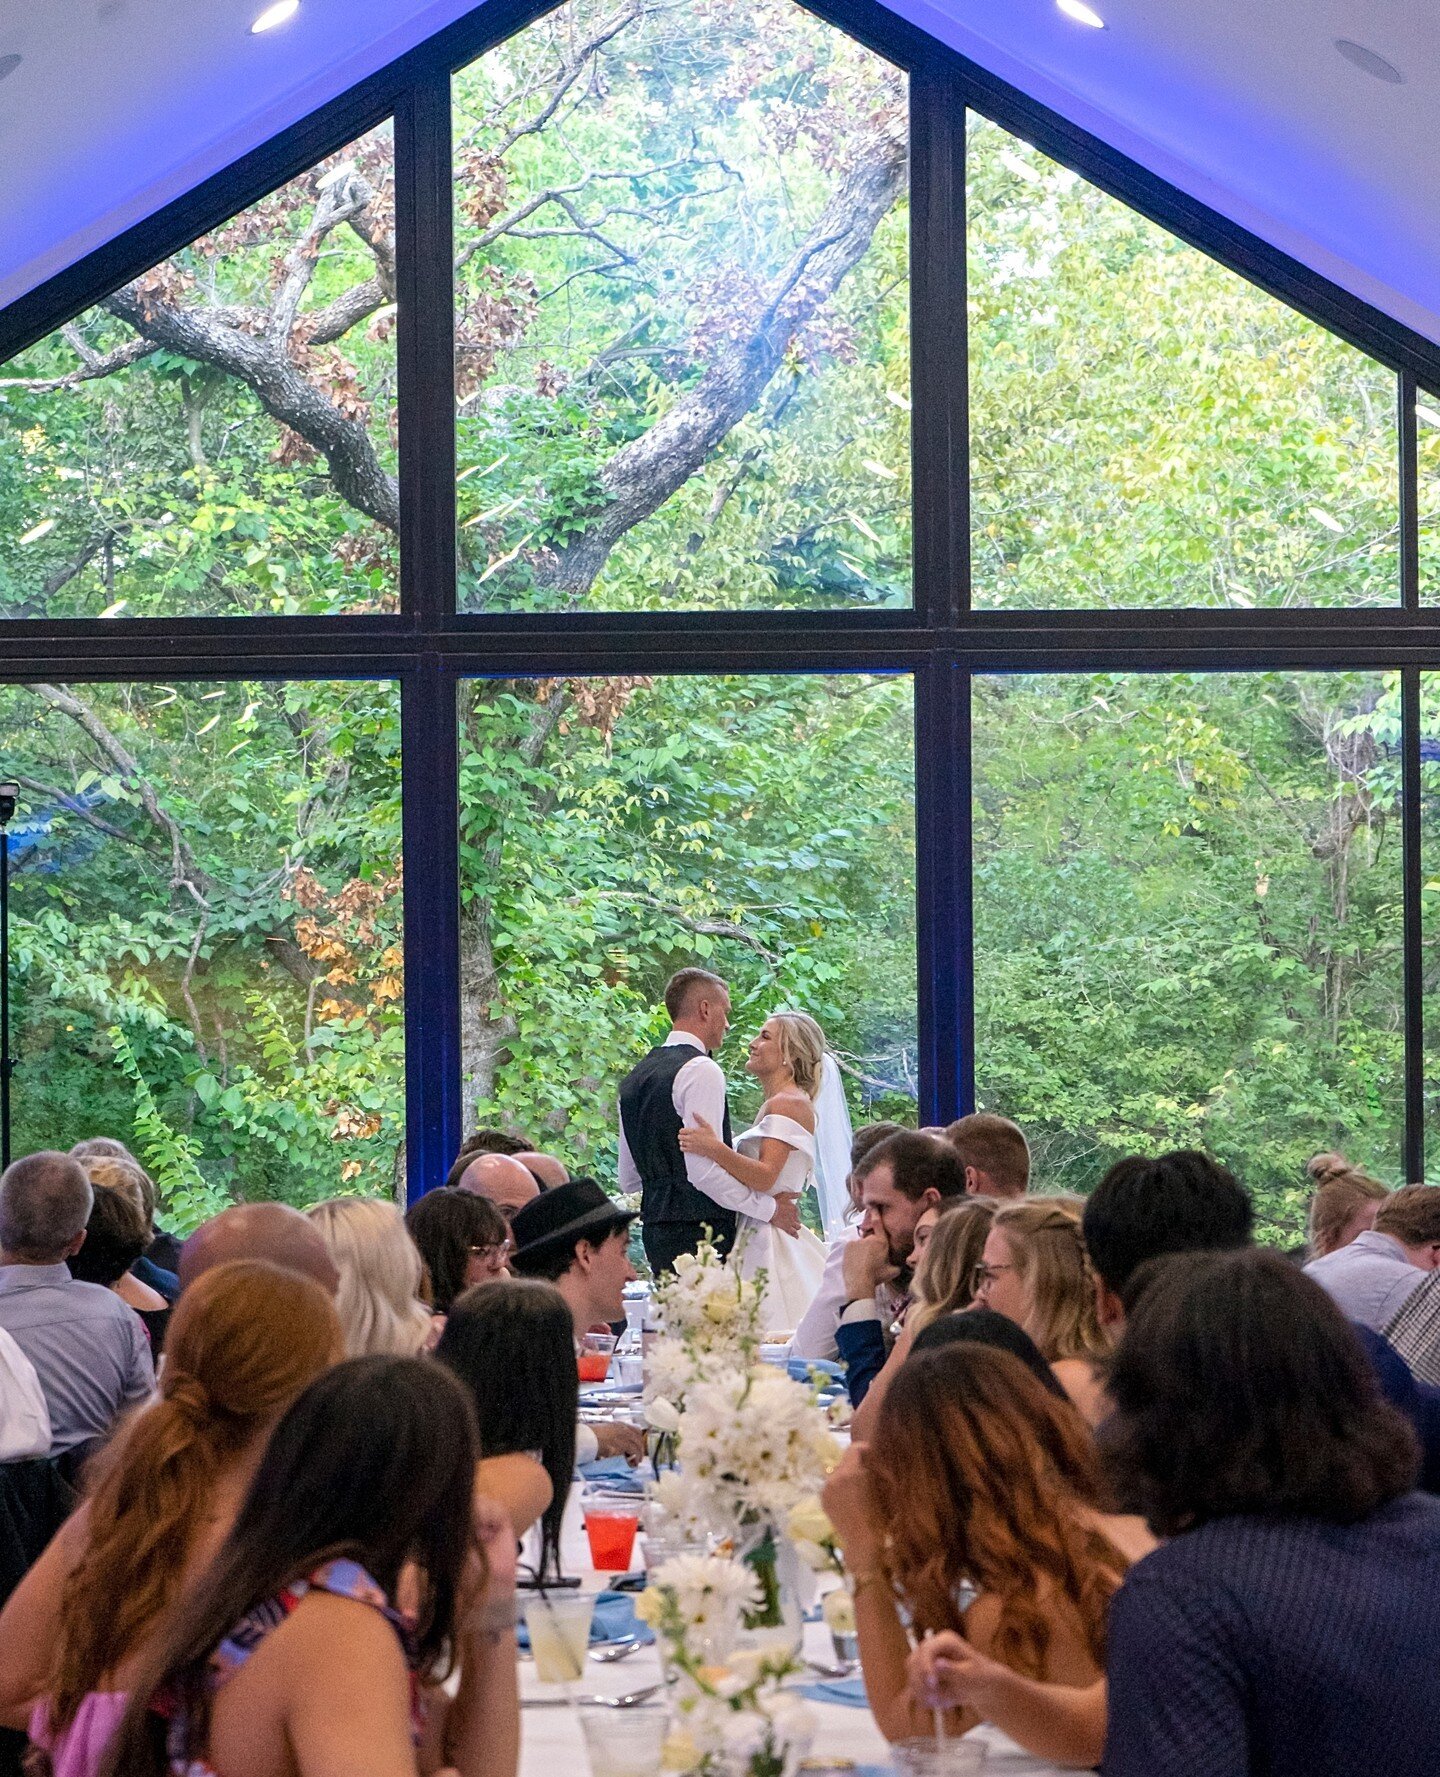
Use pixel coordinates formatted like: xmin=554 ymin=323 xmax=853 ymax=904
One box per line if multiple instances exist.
xmin=771 ymin=1193 xmax=802 ymax=1238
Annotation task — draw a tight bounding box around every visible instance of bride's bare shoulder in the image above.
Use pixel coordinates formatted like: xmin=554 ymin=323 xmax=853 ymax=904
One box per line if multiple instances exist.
xmin=763 ymin=1089 xmax=816 ymax=1130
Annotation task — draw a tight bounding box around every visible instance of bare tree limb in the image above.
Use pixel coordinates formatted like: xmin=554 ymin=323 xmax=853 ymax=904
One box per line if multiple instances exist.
xmin=581 ymin=890 xmax=782 ymax=966
xmin=104 ymin=284 xmax=399 ymax=533
xmin=30 ymin=683 xmax=216 ymax=907
xmin=530 ymin=113 xmax=909 ymax=603
xmin=0 ymin=337 xmax=154 ymax=393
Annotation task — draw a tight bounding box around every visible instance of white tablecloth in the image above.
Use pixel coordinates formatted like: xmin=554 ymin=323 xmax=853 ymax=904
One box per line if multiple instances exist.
xmin=517 ymin=1501 xmax=1074 ymax=1777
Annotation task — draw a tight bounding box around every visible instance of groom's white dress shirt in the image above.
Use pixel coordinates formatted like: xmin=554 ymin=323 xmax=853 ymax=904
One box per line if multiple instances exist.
xmin=616 ymin=1029 xmax=777 ymax=1224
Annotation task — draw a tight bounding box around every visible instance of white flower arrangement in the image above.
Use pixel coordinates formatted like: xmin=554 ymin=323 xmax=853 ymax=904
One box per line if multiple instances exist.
xmin=668 ymin=1367 xmax=844 ymax=1533
xmin=785 ymin=1495 xmax=857 ymax=1637
xmin=645 ymin=1236 xmax=769 ymax=1436
xmin=637 ymin=1553 xmax=815 ymax=1777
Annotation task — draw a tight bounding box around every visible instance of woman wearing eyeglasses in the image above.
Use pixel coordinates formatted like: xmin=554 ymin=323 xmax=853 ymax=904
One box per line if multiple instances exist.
xmin=406 ymin=1187 xmax=512 ymax=1323
xmin=974 ymin=1198 xmax=1110 ymax=1424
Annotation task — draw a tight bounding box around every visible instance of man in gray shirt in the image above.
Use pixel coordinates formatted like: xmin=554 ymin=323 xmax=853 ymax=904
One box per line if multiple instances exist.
xmin=0 ymin=1149 xmax=154 ymax=1454
xmin=1303 ymin=1183 xmax=1440 ymax=1333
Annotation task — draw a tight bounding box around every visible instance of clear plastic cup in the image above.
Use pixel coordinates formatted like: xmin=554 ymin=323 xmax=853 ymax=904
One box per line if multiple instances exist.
xmin=578 ymin=1699 xmax=669 ymax=1777
xmin=579 ymin=1332 xmax=617 ymax=1383
xmin=584 ymin=1493 xmax=640 ymax=1571
xmin=890 ymin=1737 xmax=987 ymax=1777
xmin=523 ymin=1591 xmax=595 ymax=1683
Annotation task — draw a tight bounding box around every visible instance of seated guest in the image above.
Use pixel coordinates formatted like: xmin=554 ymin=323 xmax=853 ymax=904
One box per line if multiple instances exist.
xmin=0 ymin=1261 xmax=341 ymax=1771
xmin=305 ymin=1198 xmax=432 ymax=1358
xmin=0 ymin=1326 xmax=48 ymax=1460
xmin=850 ymin=1198 xmax=996 ymax=1438
xmin=942 ymin=1113 xmax=1030 ymax=1199
xmin=406 ymin=1188 xmax=510 ymax=1319
xmin=1305 ymin=1182 xmax=1440 ymax=1331
xmin=77 ymin=1156 xmax=178 ymax=1304
xmin=1306 ymin=1151 xmax=1389 ymax=1258
xmin=66 ymin=1185 xmax=170 ymax=1351
xmin=1100 ymin=1250 xmax=1440 ymax=1777
xmin=69 ymin=1139 xmax=182 ymax=1276
xmin=974 ymin=1199 xmax=1109 ymax=1421
xmin=1082 ymin=1146 xmax=1440 ymax=1494
xmin=823 ymin=1343 xmax=1151 ymax=1764
xmin=792 ymin=1122 xmax=905 ymax=1362
xmin=833 ymin=1131 xmax=968 ymax=1403
xmin=178 ymin=1202 xmax=340 ymax=1296
xmin=0 ymin=1152 xmax=153 ymax=1458
xmin=1081 ymin=1148 xmax=1254 ymax=1330
xmin=104 ymin=1356 xmax=520 ymax=1777
xmin=508 ymin=1179 xmax=646 ymax=1466
xmin=443 ymin=1127 xmax=536 ymax=1189
xmin=518 ymin=1151 xmax=568 ymax=1190
xmin=436 ymin=1278 xmax=578 ymax=1569
xmin=455 ymin=1152 xmax=540 ymax=1223
xmin=909 ymin=1303 xmax=1068 ymax=1395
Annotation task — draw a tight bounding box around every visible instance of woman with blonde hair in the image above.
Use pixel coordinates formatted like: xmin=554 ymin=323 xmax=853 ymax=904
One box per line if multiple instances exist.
xmin=0 ymin=1260 xmax=343 ymax=1774
xmin=976 ymin=1198 xmax=1109 ymax=1421
xmin=1306 ymin=1151 xmax=1389 ymax=1258
xmin=823 ymin=1343 xmax=1152 ymax=1765
xmin=678 ymin=1009 xmax=831 ymax=1333
xmin=306 ymin=1196 xmax=433 ymax=1357
xmin=850 ymin=1198 xmax=997 ymax=1440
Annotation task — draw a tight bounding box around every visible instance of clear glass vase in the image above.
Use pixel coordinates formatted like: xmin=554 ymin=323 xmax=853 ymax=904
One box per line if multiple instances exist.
xmin=737 ymin=1521 xmax=804 ymax=1658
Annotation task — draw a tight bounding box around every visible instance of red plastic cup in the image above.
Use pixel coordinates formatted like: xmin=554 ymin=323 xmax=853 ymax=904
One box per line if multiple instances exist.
xmin=577 ymin=1351 xmax=611 ymax=1382
xmin=585 ymin=1506 xmax=640 ymax=1571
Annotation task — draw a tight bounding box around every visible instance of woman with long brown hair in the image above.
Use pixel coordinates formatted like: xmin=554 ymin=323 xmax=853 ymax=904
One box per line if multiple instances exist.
xmin=0 ymin=1260 xmax=343 ymax=1774
xmin=974 ymin=1198 xmax=1109 ymax=1420
xmin=849 ymin=1198 xmax=996 ymax=1440
xmin=822 ymin=1342 xmax=1151 ymax=1765
xmin=100 ymin=1356 xmax=517 ymax=1777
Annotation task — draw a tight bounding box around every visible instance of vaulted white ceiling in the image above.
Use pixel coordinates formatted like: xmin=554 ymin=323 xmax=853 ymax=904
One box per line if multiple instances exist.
xmin=0 ymin=0 xmax=1435 ymax=345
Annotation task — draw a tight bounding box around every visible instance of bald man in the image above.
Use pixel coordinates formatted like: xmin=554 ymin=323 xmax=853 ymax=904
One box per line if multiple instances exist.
xmin=518 ymin=1151 xmax=568 ymax=1191
xmin=457 ymin=1152 xmax=539 ymax=1221
xmin=179 ymin=1203 xmax=340 ymax=1295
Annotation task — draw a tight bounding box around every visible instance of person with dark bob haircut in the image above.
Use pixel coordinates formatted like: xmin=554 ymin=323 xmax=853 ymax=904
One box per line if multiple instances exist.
xmin=435 ymin=1278 xmax=578 ymax=1582
xmin=1080 ymin=1148 xmax=1253 ymax=1327
xmin=405 ymin=1187 xmax=510 ymax=1316
xmin=1099 ymin=1249 xmax=1440 ymax=1777
xmin=909 ymin=1305 xmax=1067 ymax=1399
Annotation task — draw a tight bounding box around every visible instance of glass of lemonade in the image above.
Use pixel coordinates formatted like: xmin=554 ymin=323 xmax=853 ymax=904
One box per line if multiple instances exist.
xmin=578 ymin=1700 xmax=669 ymax=1777
xmin=523 ymin=1592 xmax=596 ymax=1684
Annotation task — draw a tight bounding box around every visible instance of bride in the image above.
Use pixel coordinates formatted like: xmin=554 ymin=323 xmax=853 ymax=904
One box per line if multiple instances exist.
xmin=677 ymin=1010 xmax=832 ymax=1336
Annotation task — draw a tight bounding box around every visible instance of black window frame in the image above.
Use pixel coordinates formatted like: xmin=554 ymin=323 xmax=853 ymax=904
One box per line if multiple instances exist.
xmin=2 ymin=0 xmax=1438 ymax=1195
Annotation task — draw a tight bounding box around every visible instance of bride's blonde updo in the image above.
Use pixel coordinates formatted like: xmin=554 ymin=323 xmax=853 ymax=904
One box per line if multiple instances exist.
xmin=769 ymin=1011 xmax=827 ymax=1100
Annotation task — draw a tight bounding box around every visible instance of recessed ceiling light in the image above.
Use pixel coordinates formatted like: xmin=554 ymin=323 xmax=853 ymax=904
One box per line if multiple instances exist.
xmin=1334 ymin=39 xmax=1404 ymax=84
xmin=0 ymin=54 xmax=22 ymax=81
xmin=250 ymin=0 xmax=299 ymax=32
xmin=1057 ymin=0 xmax=1106 ymax=26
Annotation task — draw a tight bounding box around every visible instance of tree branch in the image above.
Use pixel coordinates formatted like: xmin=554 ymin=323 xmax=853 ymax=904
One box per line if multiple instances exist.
xmin=582 ymin=890 xmax=781 ymax=967
xmin=29 ymin=683 xmax=216 ymax=908
xmin=529 ymin=112 xmax=908 ymax=603
xmin=104 ymin=284 xmax=399 ymax=533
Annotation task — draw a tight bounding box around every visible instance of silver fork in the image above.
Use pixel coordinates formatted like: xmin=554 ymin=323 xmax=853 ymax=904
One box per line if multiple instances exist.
xmin=590 ymin=1636 xmax=643 ymax=1662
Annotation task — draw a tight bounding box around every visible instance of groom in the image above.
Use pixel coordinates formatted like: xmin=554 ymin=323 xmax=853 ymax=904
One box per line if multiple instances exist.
xmin=617 ymin=966 xmax=802 ymax=1276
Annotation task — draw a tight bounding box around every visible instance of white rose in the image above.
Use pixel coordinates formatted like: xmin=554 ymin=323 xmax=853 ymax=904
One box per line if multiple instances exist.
xmin=646 ymin=1397 xmax=681 ymax=1432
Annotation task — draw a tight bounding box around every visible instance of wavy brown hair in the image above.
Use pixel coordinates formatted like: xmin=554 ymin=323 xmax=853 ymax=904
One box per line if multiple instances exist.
xmin=867 ymin=1344 xmax=1130 ymax=1679
xmin=49 ymin=1260 xmax=341 ymax=1729
xmin=909 ymin=1199 xmax=995 ymax=1333
xmin=991 ymin=1198 xmax=1106 ymax=1363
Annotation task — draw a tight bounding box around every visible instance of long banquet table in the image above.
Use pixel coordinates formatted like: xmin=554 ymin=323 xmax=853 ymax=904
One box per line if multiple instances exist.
xmin=517 ymin=1488 xmax=1077 ymax=1777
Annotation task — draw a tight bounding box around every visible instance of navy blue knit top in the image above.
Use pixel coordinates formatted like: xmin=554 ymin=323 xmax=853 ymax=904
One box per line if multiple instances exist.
xmin=1103 ymin=1492 xmax=1440 ymax=1777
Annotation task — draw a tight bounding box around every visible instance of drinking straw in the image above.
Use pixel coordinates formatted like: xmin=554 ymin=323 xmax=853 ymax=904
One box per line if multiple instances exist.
xmin=923 ymin=1629 xmax=946 ymax=1745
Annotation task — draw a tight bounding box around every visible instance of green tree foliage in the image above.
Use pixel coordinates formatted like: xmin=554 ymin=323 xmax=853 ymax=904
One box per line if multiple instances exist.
xmin=0 ymin=6 xmax=1420 ymax=1234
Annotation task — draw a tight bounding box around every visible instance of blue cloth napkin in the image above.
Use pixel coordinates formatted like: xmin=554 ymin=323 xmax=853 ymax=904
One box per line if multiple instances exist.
xmin=578 ymin=1454 xmax=646 ymax=1493
xmin=517 ymin=1589 xmax=654 ymax=1650
xmin=797 ymin=1675 xmax=869 ymax=1708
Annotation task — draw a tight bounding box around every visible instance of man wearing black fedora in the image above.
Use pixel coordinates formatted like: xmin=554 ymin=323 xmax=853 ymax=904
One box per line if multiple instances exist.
xmin=616 ymin=967 xmax=801 ymax=1275
xmin=509 ymin=1177 xmax=645 ymax=1466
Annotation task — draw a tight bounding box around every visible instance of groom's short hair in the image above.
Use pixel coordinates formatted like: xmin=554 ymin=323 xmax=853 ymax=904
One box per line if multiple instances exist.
xmin=665 ymin=968 xmax=728 ymax=1020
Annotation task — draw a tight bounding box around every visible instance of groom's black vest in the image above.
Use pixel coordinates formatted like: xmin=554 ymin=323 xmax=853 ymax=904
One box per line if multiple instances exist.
xmin=618 ymin=1044 xmax=736 ymax=1236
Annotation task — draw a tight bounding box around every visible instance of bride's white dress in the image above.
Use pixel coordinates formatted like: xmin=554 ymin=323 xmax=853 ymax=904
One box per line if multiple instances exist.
xmin=729 ymin=1113 xmax=829 ymax=1337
